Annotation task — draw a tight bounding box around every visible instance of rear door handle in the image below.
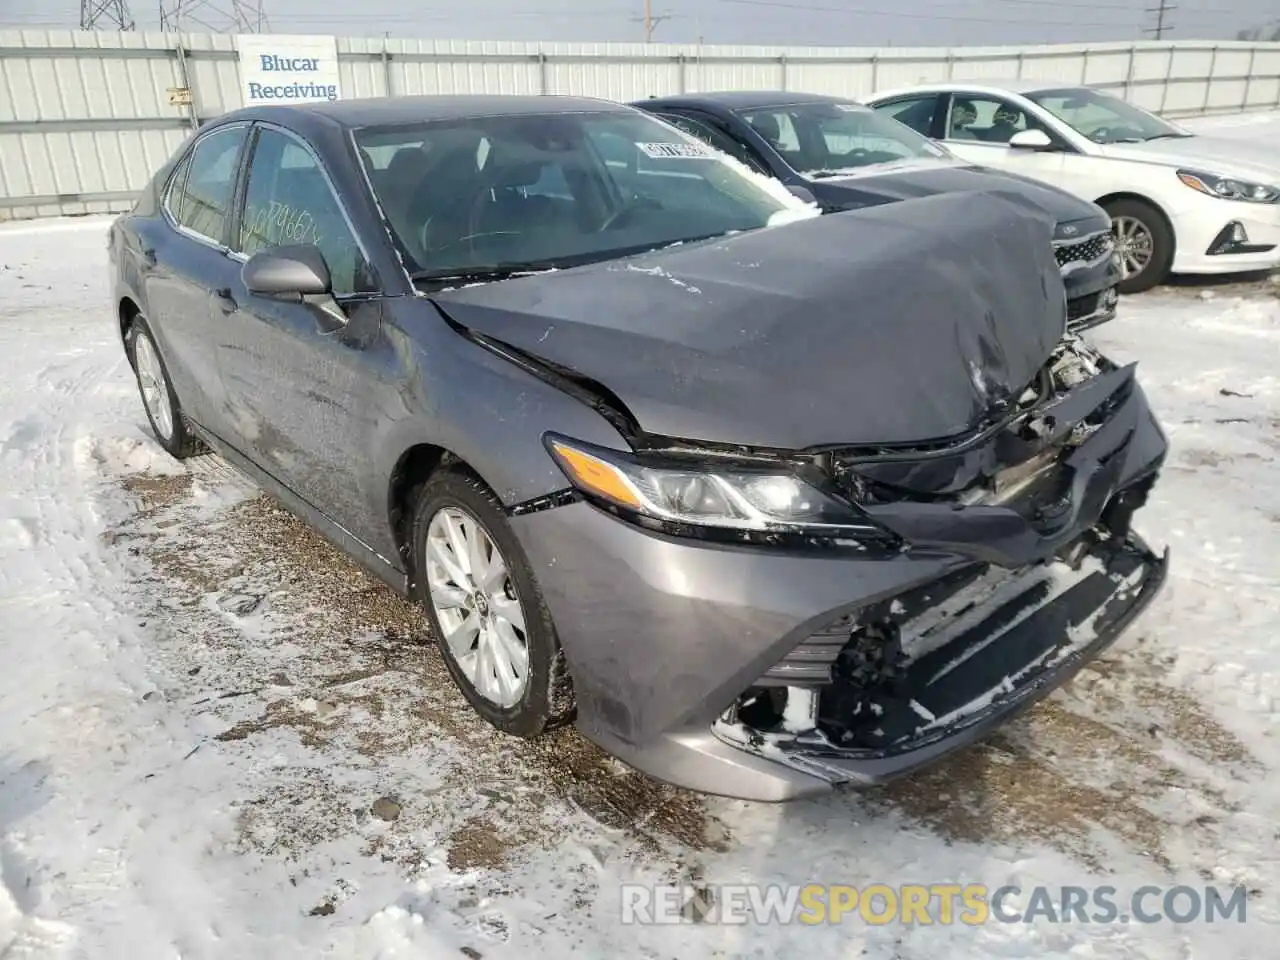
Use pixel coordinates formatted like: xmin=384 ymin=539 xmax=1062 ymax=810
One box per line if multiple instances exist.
xmin=213 ymin=287 xmax=238 ymax=314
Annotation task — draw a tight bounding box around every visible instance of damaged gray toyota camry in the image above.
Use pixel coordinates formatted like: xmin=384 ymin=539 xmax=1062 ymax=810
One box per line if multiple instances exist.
xmin=110 ymin=95 xmax=1169 ymax=802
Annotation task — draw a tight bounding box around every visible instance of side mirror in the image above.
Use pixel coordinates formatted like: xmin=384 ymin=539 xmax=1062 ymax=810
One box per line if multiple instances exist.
xmin=242 ymin=244 xmax=331 ymax=300
xmin=1008 ymin=129 xmax=1054 ymax=151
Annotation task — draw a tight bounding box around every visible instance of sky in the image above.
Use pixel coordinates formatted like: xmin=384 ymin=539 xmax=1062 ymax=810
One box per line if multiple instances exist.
xmin=2 ymin=0 xmax=1276 ymax=48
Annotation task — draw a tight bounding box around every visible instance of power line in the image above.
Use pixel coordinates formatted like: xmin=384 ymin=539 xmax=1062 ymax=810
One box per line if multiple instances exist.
xmin=712 ymin=0 xmax=1143 ymax=28
xmin=0 ymin=0 xmax=1251 ymax=36
xmin=254 ymin=9 xmax=638 ymax=21
xmin=997 ymin=0 xmax=1227 ymax=11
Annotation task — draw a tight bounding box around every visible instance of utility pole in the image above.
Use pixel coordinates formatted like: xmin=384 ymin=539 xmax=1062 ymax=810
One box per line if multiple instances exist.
xmin=81 ymin=0 xmax=136 ymax=29
xmin=1145 ymin=0 xmax=1175 ymax=40
xmin=638 ymin=0 xmax=673 ymax=41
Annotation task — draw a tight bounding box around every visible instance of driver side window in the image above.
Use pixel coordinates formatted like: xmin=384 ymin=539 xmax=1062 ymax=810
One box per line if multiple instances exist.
xmin=946 ymin=96 xmax=1045 ymax=144
xmin=237 ymin=127 xmax=376 ymax=295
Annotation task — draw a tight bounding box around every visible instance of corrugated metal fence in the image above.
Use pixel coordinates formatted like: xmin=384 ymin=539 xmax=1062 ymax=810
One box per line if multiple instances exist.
xmin=2 ymin=29 xmax=1279 ymax=220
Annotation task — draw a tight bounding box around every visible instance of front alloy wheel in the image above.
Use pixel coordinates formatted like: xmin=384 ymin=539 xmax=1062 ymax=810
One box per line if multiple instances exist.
xmin=425 ymin=506 xmax=529 ymax=708
xmin=1105 ymin=198 xmax=1175 ymax=294
xmin=1113 ymin=215 xmax=1154 ymax=281
xmin=411 ymin=467 xmax=574 ymax=736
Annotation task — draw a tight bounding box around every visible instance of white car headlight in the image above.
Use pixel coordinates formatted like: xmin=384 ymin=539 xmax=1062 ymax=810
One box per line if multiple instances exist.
xmin=1177 ymin=169 xmax=1280 ymax=204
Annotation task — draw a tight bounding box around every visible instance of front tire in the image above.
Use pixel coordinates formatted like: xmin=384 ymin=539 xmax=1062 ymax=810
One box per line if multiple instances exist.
xmin=1106 ymin=198 xmax=1174 ymax=294
xmin=411 ymin=467 xmax=574 ymax=737
xmin=126 ymin=316 xmax=202 ymax=459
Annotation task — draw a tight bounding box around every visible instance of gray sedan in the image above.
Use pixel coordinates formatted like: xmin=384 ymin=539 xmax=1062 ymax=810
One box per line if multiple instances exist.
xmin=109 ymin=95 xmax=1168 ymax=802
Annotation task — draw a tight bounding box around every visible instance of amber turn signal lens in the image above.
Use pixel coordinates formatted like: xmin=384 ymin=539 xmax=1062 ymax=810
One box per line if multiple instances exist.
xmin=549 ymin=441 xmax=643 ymax=509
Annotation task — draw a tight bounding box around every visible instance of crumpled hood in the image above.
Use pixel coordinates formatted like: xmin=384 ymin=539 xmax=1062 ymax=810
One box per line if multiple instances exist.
xmin=807 ymin=160 xmax=1107 ymax=229
xmin=431 ymin=190 xmax=1066 ymax=450
xmin=1097 ymin=134 xmax=1280 ymax=183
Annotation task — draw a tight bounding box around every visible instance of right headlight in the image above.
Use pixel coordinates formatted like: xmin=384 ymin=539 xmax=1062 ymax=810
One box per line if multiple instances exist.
xmin=545 ymin=434 xmax=887 ymax=539
xmin=1177 ymin=169 xmax=1280 ymax=204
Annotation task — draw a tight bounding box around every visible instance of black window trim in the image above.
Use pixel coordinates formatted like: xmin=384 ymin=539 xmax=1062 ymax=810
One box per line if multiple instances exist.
xmin=657 ymin=107 xmax=773 ymax=175
xmin=161 ymin=120 xmax=252 ymax=252
xmin=228 ymin=120 xmax=382 ymax=298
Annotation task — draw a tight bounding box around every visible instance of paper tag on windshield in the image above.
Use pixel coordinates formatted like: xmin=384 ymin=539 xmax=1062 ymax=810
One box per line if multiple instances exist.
xmin=637 ymin=141 xmax=715 ymax=159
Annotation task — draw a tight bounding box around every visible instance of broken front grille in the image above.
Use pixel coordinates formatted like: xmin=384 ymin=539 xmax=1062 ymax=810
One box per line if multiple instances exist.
xmin=1067 ymin=292 xmax=1100 ymax=323
xmin=1054 ymin=231 xmax=1113 ymax=268
xmin=756 ymin=564 xmax=998 ymax=687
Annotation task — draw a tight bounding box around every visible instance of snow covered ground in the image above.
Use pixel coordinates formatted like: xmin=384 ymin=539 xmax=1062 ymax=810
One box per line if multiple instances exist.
xmin=2 ymin=186 xmax=1279 ymax=957
xmin=1181 ymin=108 xmax=1280 ymax=140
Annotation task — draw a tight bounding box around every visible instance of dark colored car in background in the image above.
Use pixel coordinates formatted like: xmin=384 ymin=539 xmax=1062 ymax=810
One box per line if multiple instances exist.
xmin=110 ymin=94 xmax=1167 ymax=802
xmin=635 ymin=91 xmax=1122 ymax=332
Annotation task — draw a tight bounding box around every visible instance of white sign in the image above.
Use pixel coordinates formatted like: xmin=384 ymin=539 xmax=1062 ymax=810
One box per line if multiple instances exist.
xmin=236 ymin=34 xmax=341 ymax=106
xmin=637 ymin=141 xmax=715 ymax=159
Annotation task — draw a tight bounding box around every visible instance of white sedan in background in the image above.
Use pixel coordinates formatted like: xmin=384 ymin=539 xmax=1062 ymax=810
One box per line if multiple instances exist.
xmin=866 ymin=80 xmax=1280 ymax=293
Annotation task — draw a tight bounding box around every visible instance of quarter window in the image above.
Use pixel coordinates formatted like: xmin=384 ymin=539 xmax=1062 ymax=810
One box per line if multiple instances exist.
xmin=169 ymin=125 xmax=247 ymax=243
xmin=238 ymin=127 xmax=375 ymax=295
xmin=872 ymin=96 xmax=939 ymax=137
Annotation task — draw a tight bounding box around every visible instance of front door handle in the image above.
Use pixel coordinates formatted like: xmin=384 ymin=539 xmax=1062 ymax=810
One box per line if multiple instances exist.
xmin=213 ymin=287 xmax=238 ymax=314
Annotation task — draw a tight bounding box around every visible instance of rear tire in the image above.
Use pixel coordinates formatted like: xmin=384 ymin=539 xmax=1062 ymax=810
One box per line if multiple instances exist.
xmin=126 ymin=316 xmax=202 ymax=459
xmin=410 ymin=467 xmax=575 ymax=737
xmin=1105 ymin=198 xmax=1174 ymax=295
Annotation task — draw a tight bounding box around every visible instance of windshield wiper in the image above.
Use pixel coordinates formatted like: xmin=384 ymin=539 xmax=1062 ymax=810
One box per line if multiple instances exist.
xmin=410 ymin=262 xmax=560 ymax=289
xmin=1144 ymin=132 xmax=1194 ymax=141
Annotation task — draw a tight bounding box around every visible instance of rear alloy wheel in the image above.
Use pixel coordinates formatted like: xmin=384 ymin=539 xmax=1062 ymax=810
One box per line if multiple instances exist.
xmin=127 ymin=317 xmax=202 ymax=459
xmin=411 ymin=468 xmax=574 ymax=736
xmin=1106 ymin=198 xmax=1174 ymax=295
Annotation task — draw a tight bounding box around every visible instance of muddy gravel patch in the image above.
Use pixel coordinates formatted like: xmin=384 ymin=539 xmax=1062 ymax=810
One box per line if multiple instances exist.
xmin=105 ymin=463 xmax=726 ymax=894
xmin=102 ymin=455 xmax=1267 ymax=912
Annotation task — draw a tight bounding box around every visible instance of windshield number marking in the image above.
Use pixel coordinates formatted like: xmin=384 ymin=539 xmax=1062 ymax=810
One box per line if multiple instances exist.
xmin=637 ymin=141 xmax=716 ymax=159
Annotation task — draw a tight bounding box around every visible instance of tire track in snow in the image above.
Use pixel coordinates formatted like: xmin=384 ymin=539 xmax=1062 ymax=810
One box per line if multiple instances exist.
xmin=0 ymin=337 xmax=137 ymax=958
xmin=0 ymin=219 xmax=228 ymax=956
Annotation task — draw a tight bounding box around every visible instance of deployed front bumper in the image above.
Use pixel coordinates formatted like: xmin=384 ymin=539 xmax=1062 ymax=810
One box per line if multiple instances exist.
xmin=716 ymin=532 xmax=1167 ymax=788
xmin=511 ymin=371 xmax=1169 ymax=801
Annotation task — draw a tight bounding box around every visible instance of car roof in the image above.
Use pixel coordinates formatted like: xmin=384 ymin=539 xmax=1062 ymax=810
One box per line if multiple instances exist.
xmin=637 ymin=90 xmax=864 ymax=110
xmin=219 ymin=94 xmax=631 ymax=129
xmin=872 ymin=79 xmax=1082 ymax=99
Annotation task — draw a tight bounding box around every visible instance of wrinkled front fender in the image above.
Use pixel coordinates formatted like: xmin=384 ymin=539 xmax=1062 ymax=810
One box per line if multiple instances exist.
xmin=368 ymin=299 xmax=630 ymax=565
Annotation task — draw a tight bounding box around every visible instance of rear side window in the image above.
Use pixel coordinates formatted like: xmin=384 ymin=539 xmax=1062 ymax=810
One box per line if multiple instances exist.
xmin=237 ymin=127 xmax=376 ymax=295
xmin=873 ymin=96 xmax=940 ymax=137
xmin=168 ymin=125 xmax=247 ymax=244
